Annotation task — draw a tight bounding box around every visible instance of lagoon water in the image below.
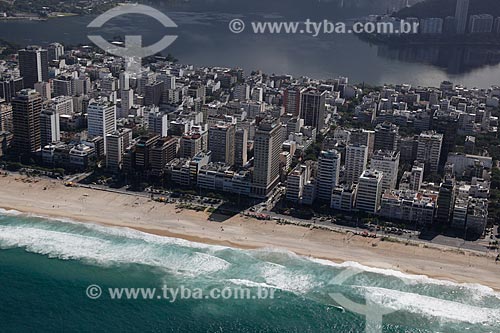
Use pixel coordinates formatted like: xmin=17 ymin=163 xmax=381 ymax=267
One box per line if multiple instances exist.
xmin=1 ymin=0 xmax=500 ymax=87
xmin=0 ymin=211 xmax=499 ymax=332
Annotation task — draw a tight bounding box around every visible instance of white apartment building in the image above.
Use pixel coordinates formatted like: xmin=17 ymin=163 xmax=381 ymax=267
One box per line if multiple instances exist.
xmin=345 ymin=144 xmax=368 ymax=186
xmin=356 ymin=170 xmax=383 ymax=213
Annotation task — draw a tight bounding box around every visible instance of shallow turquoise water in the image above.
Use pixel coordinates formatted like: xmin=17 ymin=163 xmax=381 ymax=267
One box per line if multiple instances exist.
xmin=0 ymin=210 xmax=499 ymax=332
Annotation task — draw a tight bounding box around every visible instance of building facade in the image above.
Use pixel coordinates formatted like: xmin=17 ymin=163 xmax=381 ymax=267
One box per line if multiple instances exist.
xmin=300 ymin=88 xmax=326 ymax=131
xmin=356 ymin=170 xmax=383 ymax=214
xmin=18 ymin=46 xmax=49 ymax=88
xmin=316 ymin=149 xmax=341 ymax=201
xmin=345 ymin=144 xmax=368 ymax=186
xmin=12 ymin=89 xmax=42 ymax=154
xmin=252 ymin=118 xmax=282 ymax=197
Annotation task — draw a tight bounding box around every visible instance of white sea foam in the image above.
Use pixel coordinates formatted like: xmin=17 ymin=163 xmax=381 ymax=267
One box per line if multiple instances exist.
xmin=1 ymin=210 xmax=498 ymax=304
xmin=361 ymin=286 xmax=500 ymax=326
xmin=309 ymin=258 xmax=500 ymax=299
xmin=0 ymin=208 xmax=229 ymax=252
xmin=252 ymin=246 xmax=303 ymax=258
xmin=0 ymin=224 xmax=230 ymax=276
xmin=78 ymin=221 xmax=229 ymax=251
xmin=0 ymin=208 xmax=23 ymax=216
xmin=259 ymin=262 xmax=317 ymax=293
xmin=226 ymin=279 xmax=277 ymax=289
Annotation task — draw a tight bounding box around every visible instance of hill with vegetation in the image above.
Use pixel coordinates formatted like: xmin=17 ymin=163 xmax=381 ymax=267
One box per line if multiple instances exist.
xmin=0 ymin=0 xmax=118 ymax=16
xmin=394 ymin=0 xmax=500 ymax=19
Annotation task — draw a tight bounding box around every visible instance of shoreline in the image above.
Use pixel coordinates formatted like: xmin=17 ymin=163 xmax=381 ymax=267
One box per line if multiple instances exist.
xmin=0 ymin=174 xmax=499 ymax=291
xmin=0 ymin=13 xmax=80 ymax=22
xmin=0 ymin=17 xmax=47 ymax=21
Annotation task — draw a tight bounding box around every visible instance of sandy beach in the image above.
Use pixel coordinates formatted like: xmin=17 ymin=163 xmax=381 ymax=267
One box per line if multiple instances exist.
xmin=0 ymin=174 xmax=499 ymax=290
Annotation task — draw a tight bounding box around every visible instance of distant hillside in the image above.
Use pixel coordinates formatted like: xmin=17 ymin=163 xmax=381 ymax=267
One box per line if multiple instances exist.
xmin=394 ymin=0 xmax=500 ymax=19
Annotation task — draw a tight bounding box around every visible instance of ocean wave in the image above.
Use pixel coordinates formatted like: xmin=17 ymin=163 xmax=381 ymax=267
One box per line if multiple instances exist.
xmin=309 ymin=258 xmax=500 ymax=300
xmin=0 ymin=223 xmax=230 ymax=276
xmin=1 ymin=210 xmax=499 ymax=308
xmin=0 ymin=208 xmax=23 ymax=216
xmin=361 ymin=286 xmax=500 ymax=326
xmin=0 ymin=208 xmax=229 ymax=252
xmin=226 ymin=279 xmax=277 ymax=289
xmin=259 ymin=262 xmax=319 ymax=293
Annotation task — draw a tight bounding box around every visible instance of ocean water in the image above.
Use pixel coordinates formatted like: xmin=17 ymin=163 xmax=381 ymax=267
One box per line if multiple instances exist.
xmin=0 ymin=210 xmax=499 ymax=333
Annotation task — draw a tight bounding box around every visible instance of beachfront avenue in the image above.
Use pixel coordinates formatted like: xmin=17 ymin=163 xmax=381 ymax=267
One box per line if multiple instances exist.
xmin=86 ymin=284 xmax=276 ymax=302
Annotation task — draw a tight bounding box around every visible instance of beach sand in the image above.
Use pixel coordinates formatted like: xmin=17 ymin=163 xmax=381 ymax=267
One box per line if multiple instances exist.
xmin=0 ymin=174 xmax=499 ymax=290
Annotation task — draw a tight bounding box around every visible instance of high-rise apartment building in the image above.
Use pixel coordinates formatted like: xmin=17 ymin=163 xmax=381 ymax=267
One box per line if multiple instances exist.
xmin=286 ymin=164 xmax=311 ymax=203
xmin=370 ymin=150 xmax=400 ymax=191
xmin=208 ymin=122 xmax=236 ymax=165
xmin=252 ymin=118 xmax=282 ymax=197
xmin=233 ymin=83 xmax=250 ymax=101
xmin=150 ymin=137 xmax=178 ymax=176
xmin=409 ymin=163 xmax=424 ymax=191
xmin=416 ymin=131 xmax=443 ymax=175
xmin=119 ymin=72 xmax=130 ymax=91
xmin=12 ymin=89 xmax=42 ymax=153
xmin=399 ymin=136 xmax=418 ymax=164
xmin=0 ymin=102 xmax=13 ymax=133
xmin=356 ymin=170 xmax=383 ymax=214
xmin=34 ymin=81 xmax=51 ymax=101
xmin=251 ymin=87 xmax=263 ymax=102
xmin=47 ymin=42 xmax=64 ymax=62
xmin=287 ymin=162 xmax=316 ymax=205
xmin=40 ymin=109 xmax=60 ymax=147
xmin=235 ymin=128 xmax=248 ymax=166
xmin=121 ymin=89 xmax=134 ymax=116
xmin=180 ymin=132 xmax=205 ymax=159
xmin=158 ymin=73 xmax=175 ymax=90
xmin=374 ymin=122 xmax=399 ymax=152
xmin=432 ymin=111 xmax=459 ymax=167
xmin=300 ymin=88 xmax=326 ymax=131
xmin=345 ymin=144 xmax=368 ymax=186
xmin=135 ymin=135 xmax=160 ymax=171
xmin=51 ymin=96 xmax=74 ymax=115
xmin=349 ymin=129 xmax=375 ymax=157
xmin=18 ymin=46 xmax=49 ymax=88
xmin=436 ymin=176 xmax=457 ymax=225
xmin=316 ymin=150 xmax=341 ymax=201
xmin=0 ymin=76 xmax=24 ymax=103
xmin=87 ymin=100 xmax=117 ymax=153
xmin=145 ymin=81 xmax=164 ymax=106
xmin=106 ymin=128 xmax=133 ymax=171
xmin=284 ymin=87 xmax=303 ymax=116
xmin=147 ymin=108 xmax=169 ymax=137
xmin=52 ymin=75 xmax=74 ymax=97
xmin=101 ymin=77 xmax=118 ymax=95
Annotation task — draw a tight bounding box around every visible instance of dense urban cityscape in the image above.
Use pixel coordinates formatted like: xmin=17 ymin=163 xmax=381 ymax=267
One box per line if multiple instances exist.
xmin=0 ymin=32 xmax=498 ymax=243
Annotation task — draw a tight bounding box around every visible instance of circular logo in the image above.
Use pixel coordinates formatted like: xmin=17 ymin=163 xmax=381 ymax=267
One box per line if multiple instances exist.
xmin=86 ymin=284 xmax=102 ymax=299
xmin=229 ymin=19 xmax=246 ymax=34
xmin=87 ymin=4 xmax=178 ymax=74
